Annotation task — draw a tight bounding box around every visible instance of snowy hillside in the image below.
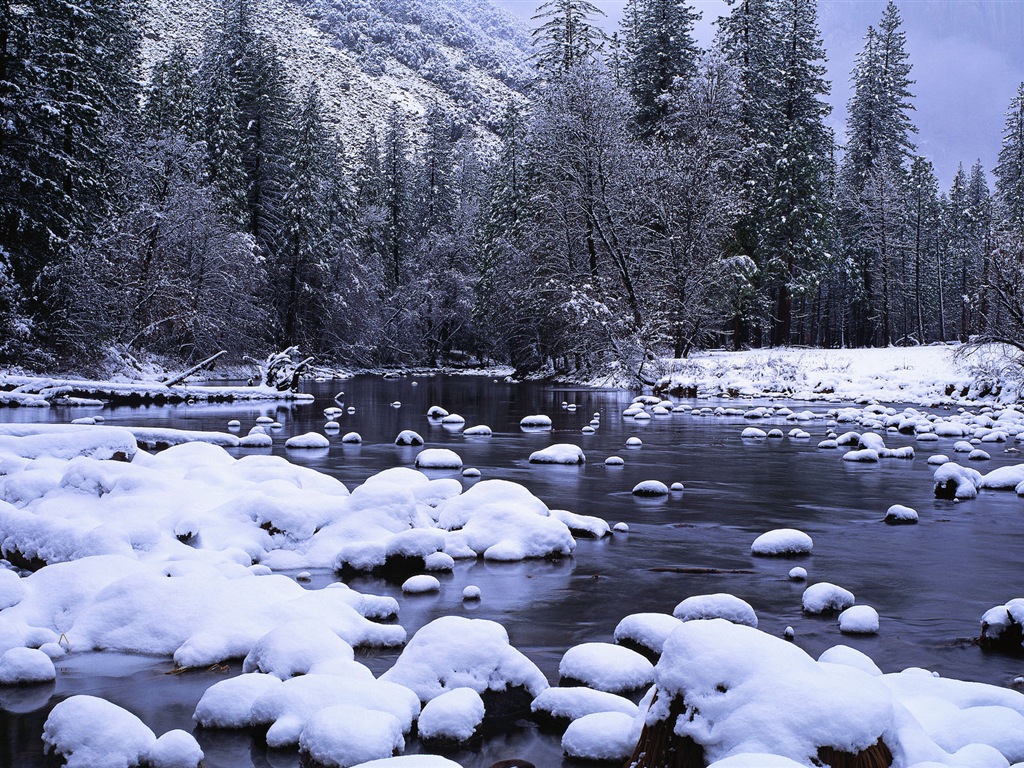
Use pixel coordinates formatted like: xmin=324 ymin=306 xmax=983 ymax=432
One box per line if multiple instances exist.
xmin=142 ymin=0 xmax=534 ymax=146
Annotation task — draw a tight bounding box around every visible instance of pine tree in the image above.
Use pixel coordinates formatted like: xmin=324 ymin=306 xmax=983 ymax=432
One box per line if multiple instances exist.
xmin=145 ymin=44 xmax=201 ymax=140
xmin=837 ymin=0 xmax=916 ymax=346
xmin=762 ymin=0 xmax=833 ymax=346
xmin=622 ymin=0 xmax=701 ymax=138
xmin=530 ymin=0 xmax=606 ymax=76
xmin=905 ymin=156 xmax=940 ymax=343
xmin=380 ymin=105 xmax=413 ymax=289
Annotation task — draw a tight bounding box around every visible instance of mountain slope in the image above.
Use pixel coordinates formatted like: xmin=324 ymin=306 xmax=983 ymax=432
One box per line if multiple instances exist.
xmin=142 ymin=0 xmax=534 ymax=148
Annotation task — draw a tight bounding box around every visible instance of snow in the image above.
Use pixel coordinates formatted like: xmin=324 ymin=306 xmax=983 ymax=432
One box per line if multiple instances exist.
xmin=251 ymin=673 xmax=420 ymax=747
xmin=426 ymin=406 xmax=449 ymax=418
xmin=626 ymin=437 xmax=643 ymax=446
xmin=741 ymin=427 xmax=767 ymax=439
xmin=0 ymin=646 xmax=56 ymax=684
xmin=380 ymin=616 xmax=548 ymax=702
xmin=520 ymin=414 xmax=552 ymax=428
xmin=348 ymin=758 xmax=462 ymax=768
xmin=529 ymin=443 xmax=585 ymax=464
xmin=463 ymin=425 xmax=492 ymax=436
xmin=614 ymin=612 xmax=684 ymax=657
xmin=839 ymin=605 xmax=880 ymax=634
xmin=298 ymin=705 xmax=404 ymax=767
xmin=789 ymin=567 xmax=808 ymax=581
xmin=417 ymin=687 xmax=485 ymax=742
xmin=632 ymin=480 xmax=670 ymax=496
xmin=750 ymin=529 xmax=813 ymax=556
xmin=42 ymin=695 xmax=156 ymax=768
xmin=934 ymin=462 xmax=983 ymax=499
xmin=558 ymin=642 xmax=654 ymax=694
xmin=462 ymin=585 xmax=481 ymax=600
xmin=286 ymin=432 xmax=331 ymax=449
xmin=655 ymin=345 xmax=1012 ymax=405
xmin=550 ymin=508 xmax=610 ymax=538
xmin=561 ymin=711 xmax=635 ymax=761
xmin=605 ymin=456 xmax=625 ymax=465
xmin=394 ymin=430 xmax=424 ymax=446
xmin=414 ymin=448 xmax=463 ymax=469
xmin=531 ymin=686 xmax=639 ymax=725
xmin=803 ymin=582 xmax=856 ymax=614
xmin=342 ymin=432 xmax=363 ymax=443
xmin=980 ymin=465 xmax=1024 ymax=489
xmin=194 ymin=672 xmax=283 ymax=728
xmin=885 ymin=504 xmax=919 ymax=524
xmin=242 ymin=621 xmax=356 ymax=678
xmin=402 ymin=575 xmax=440 ymax=594
xmin=674 ymin=594 xmax=758 ymax=628
xmin=146 ymin=730 xmax=204 ymax=768
xmin=435 ymin=479 xmax=577 ymax=561
xmin=0 ymin=568 xmax=25 ymax=609
xmin=650 ymin=619 xmax=894 ymax=765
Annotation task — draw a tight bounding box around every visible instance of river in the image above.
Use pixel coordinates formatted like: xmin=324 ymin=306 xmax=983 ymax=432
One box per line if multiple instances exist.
xmin=2 ymin=374 xmax=1023 ymax=768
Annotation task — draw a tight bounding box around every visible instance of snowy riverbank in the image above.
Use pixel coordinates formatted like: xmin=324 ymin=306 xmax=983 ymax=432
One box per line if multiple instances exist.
xmin=653 ymin=344 xmax=1023 ymax=405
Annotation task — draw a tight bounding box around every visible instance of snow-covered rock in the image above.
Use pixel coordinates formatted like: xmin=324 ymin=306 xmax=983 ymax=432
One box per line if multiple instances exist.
xmin=394 ymin=430 xmax=424 ymax=446
xmin=519 ymin=414 xmax=552 ymax=429
xmin=802 ymin=582 xmax=856 ymax=614
xmin=529 ymin=443 xmax=585 ymax=464
xmin=558 ymin=642 xmax=654 ymax=694
xmin=414 ymin=449 xmax=463 ymax=469
xmin=561 ymin=711 xmax=635 ymax=762
xmin=286 ymin=432 xmax=331 ymax=449
xmin=418 ymin=687 xmax=485 ymax=745
xmin=838 ymin=605 xmax=880 ymax=635
xmin=674 ymin=594 xmax=758 ymax=628
xmin=750 ymin=529 xmax=813 ymax=556
xmin=530 ymin=686 xmax=639 ymax=731
xmin=0 ymin=646 xmax=56 ymax=684
xmin=380 ymin=617 xmax=548 ymax=703
xmin=42 ymin=695 xmax=156 ymax=768
xmin=632 ymin=480 xmax=669 ymax=497
xmin=884 ymin=504 xmax=918 ymax=525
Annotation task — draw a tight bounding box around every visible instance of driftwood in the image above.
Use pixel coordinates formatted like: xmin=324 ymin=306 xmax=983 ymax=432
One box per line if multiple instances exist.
xmin=162 ymin=350 xmax=227 ymax=387
xmin=245 ymin=348 xmax=314 ymax=391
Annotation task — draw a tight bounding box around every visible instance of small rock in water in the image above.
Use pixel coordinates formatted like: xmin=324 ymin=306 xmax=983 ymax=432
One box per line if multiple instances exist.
xmin=463 ymin=585 xmax=481 ymax=601
xmin=605 ymin=456 xmax=625 ymax=466
xmin=784 ymin=626 xmax=795 ymax=641
xmin=884 ymin=504 xmax=918 ymax=525
xmin=632 ymin=480 xmax=669 ymax=497
xmin=625 ymin=437 xmax=643 ymax=447
xmin=346 ymin=407 xmax=355 ymax=414
xmin=341 ymin=432 xmax=362 ymax=444
xmin=670 ymin=482 xmax=684 ymax=492
xmin=789 ymin=567 xmax=808 ymax=581
xmin=402 ymin=575 xmax=440 ymax=594
xmin=227 ymin=420 xmax=241 ymax=429
xmin=613 ymin=522 xmax=629 ymax=533
xmin=295 ymin=572 xmax=311 ymax=582
xmin=462 ymin=468 xmax=481 ymax=478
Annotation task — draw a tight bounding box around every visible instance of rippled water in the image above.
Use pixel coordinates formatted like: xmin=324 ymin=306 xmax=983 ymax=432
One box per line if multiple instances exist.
xmin=3 ymin=374 xmax=1024 ymax=768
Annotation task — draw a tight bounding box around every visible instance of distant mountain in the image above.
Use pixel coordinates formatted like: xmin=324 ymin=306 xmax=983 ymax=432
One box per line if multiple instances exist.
xmin=142 ymin=0 xmax=534 ymax=147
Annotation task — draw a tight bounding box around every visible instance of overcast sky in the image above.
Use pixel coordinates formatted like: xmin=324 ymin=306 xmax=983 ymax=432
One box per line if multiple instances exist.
xmin=494 ymin=0 xmax=1024 ymax=190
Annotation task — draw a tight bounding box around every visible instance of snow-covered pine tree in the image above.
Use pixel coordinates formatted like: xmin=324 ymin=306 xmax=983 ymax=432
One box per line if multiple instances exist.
xmin=837 ymin=0 xmax=916 ymax=347
xmin=905 ymin=156 xmax=940 ymax=344
xmin=278 ymin=83 xmax=331 ymax=346
xmin=762 ymin=0 xmax=833 ymax=346
xmin=622 ymin=0 xmax=701 ymax=139
xmin=380 ymin=104 xmax=414 ymax=289
xmin=530 ymin=0 xmax=606 ymax=76
xmin=715 ymin=0 xmax=782 ymax=347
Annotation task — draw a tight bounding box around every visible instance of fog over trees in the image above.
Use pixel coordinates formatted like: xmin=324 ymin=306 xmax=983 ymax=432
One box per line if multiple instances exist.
xmin=1 ymin=0 xmax=1022 ymax=380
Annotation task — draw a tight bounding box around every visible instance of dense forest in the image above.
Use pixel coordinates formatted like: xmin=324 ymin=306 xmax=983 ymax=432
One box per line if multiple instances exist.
xmin=1 ymin=0 xmax=1024 ymax=380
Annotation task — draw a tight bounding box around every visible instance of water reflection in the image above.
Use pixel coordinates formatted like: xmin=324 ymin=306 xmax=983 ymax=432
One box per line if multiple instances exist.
xmin=3 ymin=375 xmax=1024 ymax=767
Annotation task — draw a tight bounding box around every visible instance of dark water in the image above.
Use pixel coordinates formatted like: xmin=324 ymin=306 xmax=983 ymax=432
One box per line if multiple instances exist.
xmin=3 ymin=374 xmax=1024 ymax=768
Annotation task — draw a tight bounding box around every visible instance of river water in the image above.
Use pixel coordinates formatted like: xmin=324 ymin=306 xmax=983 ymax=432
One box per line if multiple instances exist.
xmin=2 ymin=374 xmax=1024 ymax=768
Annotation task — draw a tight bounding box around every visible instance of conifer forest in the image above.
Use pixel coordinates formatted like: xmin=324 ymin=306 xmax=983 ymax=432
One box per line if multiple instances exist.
xmin=2 ymin=0 xmax=1023 ymax=380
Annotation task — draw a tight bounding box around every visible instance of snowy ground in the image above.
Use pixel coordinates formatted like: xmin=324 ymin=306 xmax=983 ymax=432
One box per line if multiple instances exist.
xmin=655 ymin=344 xmax=1023 ymax=405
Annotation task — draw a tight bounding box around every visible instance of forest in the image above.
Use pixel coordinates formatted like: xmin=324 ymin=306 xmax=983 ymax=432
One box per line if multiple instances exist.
xmin=1 ymin=0 xmax=1024 ymax=380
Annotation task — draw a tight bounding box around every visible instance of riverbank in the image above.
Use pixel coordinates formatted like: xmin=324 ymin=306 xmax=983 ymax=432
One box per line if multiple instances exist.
xmin=651 ymin=344 xmax=1023 ymax=405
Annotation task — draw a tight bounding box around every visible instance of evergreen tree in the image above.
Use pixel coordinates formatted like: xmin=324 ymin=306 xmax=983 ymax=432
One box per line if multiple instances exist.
xmin=905 ymin=156 xmax=940 ymax=343
xmin=380 ymin=105 xmax=413 ymax=289
xmin=837 ymin=0 xmax=916 ymax=346
xmin=530 ymin=0 xmax=606 ymax=76
xmin=622 ymin=0 xmax=701 ymax=138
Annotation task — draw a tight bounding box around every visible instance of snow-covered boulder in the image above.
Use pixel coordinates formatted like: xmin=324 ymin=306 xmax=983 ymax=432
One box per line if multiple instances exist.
xmin=417 ymin=687 xmax=485 ymax=746
xmin=530 ymin=687 xmax=639 ymax=732
xmin=673 ymin=594 xmax=758 ymax=628
xmin=241 ymin=621 xmax=356 ymax=679
xmin=750 ymin=529 xmax=813 ymax=556
xmin=414 ymin=449 xmax=463 ymax=470
xmin=632 ymin=480 xmax=669 ymax=497
xmin=380 ymin=617 xmax=548 ymax=707
xmin=298 ymin=705 xmax=405 ymax=767
xmin=435 ymin=479 xmax=576 ymax=561
xmin=146 ymin=731 xmax=204 ymax=768
xmin=558 ymin=642 xmax=654 ymax=694
xmin=519 ymin=414 xmax=552 ymax=429
xmin=43 ymin=695 xmax=156 ymax=768
xmin=802 ymin=582 xmax=856 ymax=614
xmin=561 ymin=711 xmax=635 ymax=762
xmin=884 ymin=504 xmax=918 ymax=525
xmin=980 ymin=599 xmax=1024 ymax=651
xmin=838 ymin=606 xmax=880 ymax=635
xmin=529 ymin=443 xmax=586 ymax=464
xmin=0 ymin=646 xmax=56 ymax=684
xmin=613 ymin=613 xmax=684 ymax=660
xmin=194 ymin=673 xmax=284 ymax=728
xmin=463 ymin=425 xmax=492 ymax=437
xmin=934 ymin=462 xmax=983 ymax=500
xmin=285 ymin=432 xmax=331 ymax=449
xmin=741 ymin=427 xmax=767 ymax=439
xmin=394 ymin=430 xmax=424 ymax=446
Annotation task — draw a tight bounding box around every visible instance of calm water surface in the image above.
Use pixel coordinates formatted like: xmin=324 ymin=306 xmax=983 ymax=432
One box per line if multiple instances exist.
xmin=2 ymin=374 xmax=1024 ymax=768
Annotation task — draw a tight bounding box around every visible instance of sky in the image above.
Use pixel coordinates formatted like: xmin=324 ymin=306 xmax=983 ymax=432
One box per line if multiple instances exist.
xmin=493 ymin=0 xmax=1024 ymax=190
